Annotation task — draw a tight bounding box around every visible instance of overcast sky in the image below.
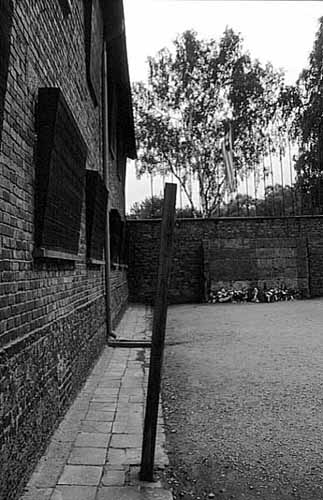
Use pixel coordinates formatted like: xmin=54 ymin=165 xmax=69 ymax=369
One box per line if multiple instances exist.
xmin=123 ymin=0 xmax=323 ymax=212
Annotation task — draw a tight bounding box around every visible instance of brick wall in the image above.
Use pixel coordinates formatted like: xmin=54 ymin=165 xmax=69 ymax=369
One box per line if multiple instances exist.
xmin=0 ymin=298 xmax=106 ymax=499
xmin=126 ymin=216 xmax=323 ymax=304
xmin=111 ymin=267 xmax=128 ymax=327
xmin=203 ymin=237 xmax=309 ymax=298
xmin=0 ymin=0 xmax=12 ymax=145
xmin=0 ymin=1 xmax=129 ymax=498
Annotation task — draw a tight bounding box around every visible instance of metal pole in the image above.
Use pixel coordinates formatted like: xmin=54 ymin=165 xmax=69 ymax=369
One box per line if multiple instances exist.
xmin=102 ymin=40 xmax=112 ymax=338
xmin=269 ymin=145 xmax=275 ymax=215
xmin=288 ymin=138 xmax=295 ymax=215
xmin=245 ymin=170 xmax=249 ymax=216
xmin=150 ymin=173 xmax=154 ymax=217
xmin=179 ymin=166 xmax=183 ymax=210
xmin=254 ymin=164 xmax=257 ymax=216
xmin=140 ymin=183 xmax=177 ymax=482
xmin=217 ymin=165 xmax=221 ymax=216
xmin=279 ymin=147 xmax=285 ymax=215
xmin=235 ymin=168 xmax=240 ymax=216
xmin=311 ymin=144 xmax=315 ymax=215
xmin=262 ymin=156 xmax=267 ymax=215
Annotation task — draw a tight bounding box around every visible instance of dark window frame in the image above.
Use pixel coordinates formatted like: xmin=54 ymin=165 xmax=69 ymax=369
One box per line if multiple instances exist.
xmin=86 ymin=170 xmax=108 ymax=265
xmin=109 ymin=209 xmax=126 ymax=268
xmin=34 ymin=87 xmax=87 ymax=260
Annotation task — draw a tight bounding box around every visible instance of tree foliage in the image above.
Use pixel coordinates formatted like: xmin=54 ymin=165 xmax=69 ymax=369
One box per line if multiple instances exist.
xmin=128 ymin=195 xmax=200 ymax=219
xmin=128 ymin=196 xmax=163 ymax=219
xmin=133 ymin=29 xmax=287 ymax=217
xmin=220 ymin=185 xmax=297 ymax=216
xmin=287 ymin=17 xmax=323 ymax=196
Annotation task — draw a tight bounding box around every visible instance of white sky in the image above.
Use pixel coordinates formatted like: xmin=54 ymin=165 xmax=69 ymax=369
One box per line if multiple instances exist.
xmin=123 ymin=0 xmax=323 ymax=212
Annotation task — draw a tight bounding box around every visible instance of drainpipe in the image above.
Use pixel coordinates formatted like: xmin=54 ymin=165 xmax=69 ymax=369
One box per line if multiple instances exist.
xmin=102 ymin=39 xmax=113 ymax=338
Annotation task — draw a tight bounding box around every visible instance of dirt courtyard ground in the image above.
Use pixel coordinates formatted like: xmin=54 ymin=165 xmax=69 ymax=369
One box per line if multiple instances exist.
xmin=161 ymin=299 xmax=323 ymax=500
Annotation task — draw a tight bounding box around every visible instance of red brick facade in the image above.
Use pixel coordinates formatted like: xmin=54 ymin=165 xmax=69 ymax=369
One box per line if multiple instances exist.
xmin=0 ymin=1 xmax=135 ymax=498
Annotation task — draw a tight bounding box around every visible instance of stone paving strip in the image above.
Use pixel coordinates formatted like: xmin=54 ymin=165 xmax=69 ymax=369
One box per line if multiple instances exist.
xmin=19 ymin=305 xmax=172 ymax=500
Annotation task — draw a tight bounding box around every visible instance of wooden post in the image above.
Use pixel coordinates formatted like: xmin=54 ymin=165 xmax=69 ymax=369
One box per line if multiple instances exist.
xmin=140 ymin=183 xmax=177 ymax=481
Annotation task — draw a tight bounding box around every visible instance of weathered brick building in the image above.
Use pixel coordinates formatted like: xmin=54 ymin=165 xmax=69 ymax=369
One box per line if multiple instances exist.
xmin=0 ymin=0 xmax=135 ymax=498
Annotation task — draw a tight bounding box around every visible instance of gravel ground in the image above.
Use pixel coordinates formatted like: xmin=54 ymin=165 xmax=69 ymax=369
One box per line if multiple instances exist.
xmin=161 ymin=299 xmax=323 ymax=500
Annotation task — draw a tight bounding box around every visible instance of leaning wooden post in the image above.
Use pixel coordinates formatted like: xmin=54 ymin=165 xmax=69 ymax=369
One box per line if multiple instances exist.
xmin=140 ymin=182 xmax=177 ymax=481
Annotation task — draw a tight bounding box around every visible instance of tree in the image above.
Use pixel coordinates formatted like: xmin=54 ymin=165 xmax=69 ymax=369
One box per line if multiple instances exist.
xmin=286 ymin=17 xmax=323 ymax=200
xmin=128 ymin=195 xmax=163 ymax=219
xmin=128 ymin=195 xmax=201 ymax=219
xmin=132 ymin=29 xmax=286 ymax=217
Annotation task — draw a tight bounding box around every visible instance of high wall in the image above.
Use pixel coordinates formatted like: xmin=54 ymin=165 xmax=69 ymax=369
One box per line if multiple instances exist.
xmin=126 ymin=216 xmax=323 ymax=303
xmin=203 ymin=236 xmax=309 ymax=298
xmin=0 ymin=1 xmax=132 ymax=498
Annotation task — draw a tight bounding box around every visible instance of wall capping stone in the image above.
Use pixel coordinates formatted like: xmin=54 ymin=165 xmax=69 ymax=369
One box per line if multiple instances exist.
xmin=127 ymin=215 xmax=323 ymax=224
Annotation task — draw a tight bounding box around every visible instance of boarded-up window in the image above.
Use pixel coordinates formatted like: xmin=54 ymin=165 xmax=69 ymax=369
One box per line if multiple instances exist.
xmin=110 ymin=209 xmax=125 ymax=266
xmin=86 ymin=170 xmax=108 ymax=262
xmin=0 ymin=0 xmax=13 ymax=145
xmin=34 ymin=88 xmax=87 ymax=259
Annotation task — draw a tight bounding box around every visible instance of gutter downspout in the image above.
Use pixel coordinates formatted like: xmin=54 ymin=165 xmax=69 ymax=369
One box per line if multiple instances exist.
xmin=102 ymin=39 xmax=113 ymax=338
